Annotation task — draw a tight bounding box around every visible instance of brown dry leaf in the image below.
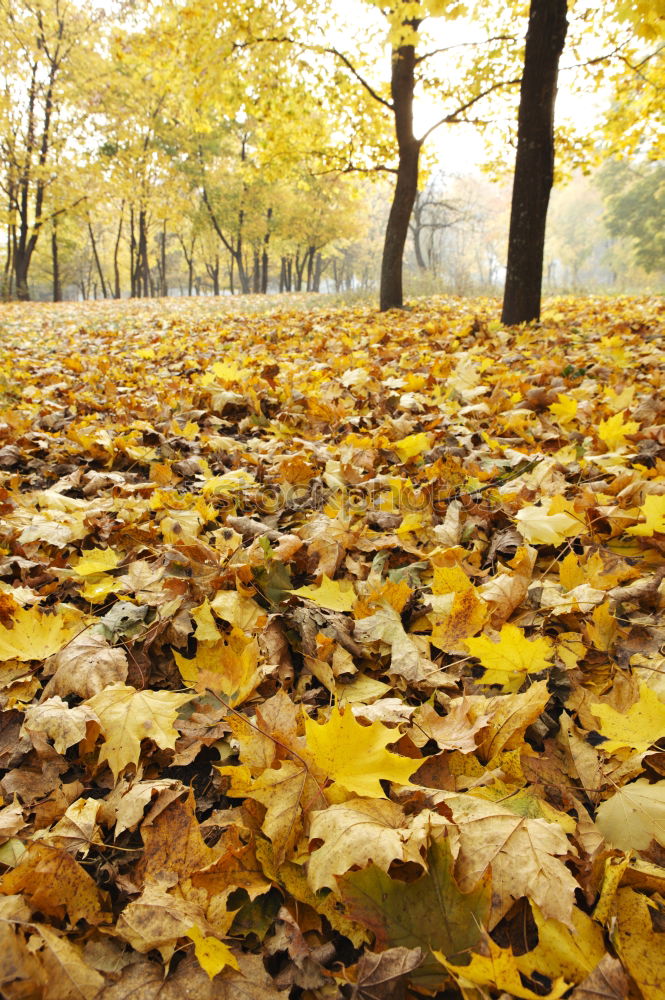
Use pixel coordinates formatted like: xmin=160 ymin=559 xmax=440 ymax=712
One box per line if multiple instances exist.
xmin=32 ymin=924 xmax=106 ymax=1000
xmin=569 ymin=954 xmax=632 ymax=1000
xmin=409 ymin=698 xmax=489 ymax=753
xmin=43 ymin=633 xmax=129 ymax=699
xmin=41 ymin=796 xmax=103 ymax=856
xmin=134 ymin=789 xmax=220 ymax=886
xmin=476 ymin=680 xmax=551 ymax=762
xmin=115 ymin=882 xmax=210 ymax=961
xmin=218 ymin=760 xmax=318 ymax=864
xmin=307 ymin=798 xmax=426 ymax=892
xmin=0 ymin=843 xmax=110 ymax=925
xmin=479 ymin=545 xmax=537 ymax=627
xmin=98 ymin=777 xmax=186 ymax=837
xmin=0 ymin=800 xmax=25 ymax=844
xmin=439 ymin=794 xmax=579 ymax=926
xmin=352 ymin=946 xmax=423 ymax=1000
xmin=21 ymin=696 xmax=99 ymax=754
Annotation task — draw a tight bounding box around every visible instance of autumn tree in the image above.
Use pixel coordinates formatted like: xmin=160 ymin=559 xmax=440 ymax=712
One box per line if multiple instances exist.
xmin=501 ymin=0 xmax=568 ymax=325
xmin=319 ymin=1 xmax=523 ymax=311
xmin=0 ymin=0 xmax=105 ymax=300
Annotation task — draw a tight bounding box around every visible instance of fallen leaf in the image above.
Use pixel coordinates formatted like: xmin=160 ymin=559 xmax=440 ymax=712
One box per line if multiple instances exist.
xmin=591 ymin=683 xmax=665 ymax=753
xmin=0 ymin=843 xmax=109 ymax=925
xmin=595 ymin=778 xmax=665 ymax=850
xmin=307 ymin=798 xmax=425 ymax=891
xmin=304 ymin=705 xmax=418 ymax=798
xmin=85 ymin=683 xmax=193 ymax=782
xmin=0 ymin=607 xmax=82 ymax=662
xmin=340 ymin=837 xmax=490 ymax=986
xmin=186 ymin=924 xmax=239 ymax=978
xmin=463 ymin=623 xmax=554 ymax=690
xmin=21 ymin=696 xmax=98 ymax=754
xmin=290 ymin=574 xmax=357 ymax=612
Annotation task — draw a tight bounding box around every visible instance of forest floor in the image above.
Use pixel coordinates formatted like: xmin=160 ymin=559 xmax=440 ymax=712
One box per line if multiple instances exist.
xmin=0 ymin=293 xmax=663 ymax=1000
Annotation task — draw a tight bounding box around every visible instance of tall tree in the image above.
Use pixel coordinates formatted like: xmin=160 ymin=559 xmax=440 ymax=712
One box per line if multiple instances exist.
xmin=0 ymin=0 xmax=102 ymax=299
xmin=315 ymin=1 xmax=523 ymax=311
xmin=501 ymin=0 xmax=568 ymax=325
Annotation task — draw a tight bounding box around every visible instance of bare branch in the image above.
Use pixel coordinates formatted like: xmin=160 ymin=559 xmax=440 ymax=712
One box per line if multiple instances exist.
xmin=417 ymin=75 xmax=521 ymax=144
xmin=415 ymin=34 xmax=517 ymax=65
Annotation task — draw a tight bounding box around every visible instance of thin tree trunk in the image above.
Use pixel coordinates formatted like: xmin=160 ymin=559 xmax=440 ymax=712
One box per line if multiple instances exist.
xmin=252 ymin=248 xmax=261 ymax=292
xmin=3 ymin=219 xmax=13 ymax=300
xmin=51 ymin=220 xmax=61 ymax=301
xmin=113 ymin=202 xmax=124 ymax=299
xmin=261 ymin=207 xmax=272 ymax=293
xmin=88 ymin=218 xmax=108 ymax=298
xmin=129 ymin=206 xmax=137 ymax=297
xmin=379 ymin=27 xmax=421 ymax=311
xmin=501 ymin=0 xmax=568 ymax=325
xmin=160 ymin=219 xmax=167 ymax=296
xmin=138 ymin=209 xmax=149 ymax=297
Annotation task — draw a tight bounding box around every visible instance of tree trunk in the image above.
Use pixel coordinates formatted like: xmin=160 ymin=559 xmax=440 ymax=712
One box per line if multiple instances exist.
xmin=411 ymin=193 xmax=427 ymax=270
xmin=379 ymin=29 xmax=421 ymax=312
xmin=113 ymin=203 xmax=124 ymax=299
xmin=501 ymin=0 xmax=568 ymax=325
xmin=14 ymin=252 xmax=30 ymax=301
xmin=138 ymin=209 xmax=149 ymax=298
xmin=261 ymin=207 xmax=272 ymax=293
xmin=252 ymin=248 xmax=261 ymax=292
xmin=51 ymin=221 xmax=61 ymax=302
xmin=129 ymin=207 xmax=137 ymax=297
xmin=306 ymin=246 xmax=316 ymax=291
xmin=88 ymin=218 xmax=108 ymax=298
xmin=160 ymin=219 xmax=167 ymax=297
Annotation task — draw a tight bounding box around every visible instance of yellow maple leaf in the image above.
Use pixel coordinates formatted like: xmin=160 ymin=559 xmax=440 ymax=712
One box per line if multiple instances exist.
xmin=0 ymin=607 xmax=82 ymax=662
xmin=437 ymin=937 xmax=569 ymax=1000
xmin=303 ymin=705 xmax=417 ymax=798
xmin=615 ymin=888 xmax=665 ymax=1000
xmin=597 ymin=410 xmax=639 ymax=450
xmin=290 ymin=575 xmax=356 ymax=613
xmin=186 ymin=925 xmax=238 ymax=978
xmin=549 ymin=394 xmax=578 ymax=425
xmin=591 ymin=684 xmax=665 ymax=754
xmin=430 ymin=588 xmax=488 ymax=652
xmin=464 ymin=624 xmax=554 ymax=691
xmin=392 ymin=432 xmax=430 ymax=462
xmin=174 ymin=629 xmax=262 ymax=707
xmin=515 ymin=499 xmax=581 ymax=546
xmin=85 ymin=683 xmax=193 ymax=782
xmin=81 ymin=575 xmax=121 ymax=604
xmin=71 ymin=547 xmax=121 ymax=577
xmin=191 ymin=599 xmax=221 ymax=641
xmin=627 ymin=493 xmax=665 ymax=536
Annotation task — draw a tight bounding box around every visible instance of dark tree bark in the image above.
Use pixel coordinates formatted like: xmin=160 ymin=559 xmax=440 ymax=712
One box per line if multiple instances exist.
xmin=380 ymin=24 xmax=421 ymax=312
xmin=88 ymin=218 xmax=108 ymax=298
xmin=51 ymin=221 xmax=61 ymax=302
xmin=206 ymin=255 xmax=220 ymax=295
xmin=129 ymin=207 xmax=137 ymax=297
xmin=159 ymin=219 xmax=168 ymax=297
xmin=138 ymin=209 xmax=150 ymax=297
xmin=261 ymin=207 xmax=272 ymax=293
xmin=501 ymin=0 xmax=568 ymax=325
xmin=113 ymin=203 xmax=124 ymax=299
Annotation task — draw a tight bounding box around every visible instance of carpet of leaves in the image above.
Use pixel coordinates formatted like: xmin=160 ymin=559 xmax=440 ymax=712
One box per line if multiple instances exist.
xmin=0 ymin=293 xmax=663 ymax=1000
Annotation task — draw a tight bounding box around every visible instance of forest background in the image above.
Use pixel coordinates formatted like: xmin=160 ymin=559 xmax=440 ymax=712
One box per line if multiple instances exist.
xmin=1 ymin=0 xmax=663 ymax=310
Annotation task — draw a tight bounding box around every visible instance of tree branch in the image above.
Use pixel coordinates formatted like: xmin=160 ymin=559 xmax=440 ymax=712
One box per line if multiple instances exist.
xmin=417 ymin=75 xmax=521 ymax=144
xmin=415 ymin=34 xmax=517 ymax=65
